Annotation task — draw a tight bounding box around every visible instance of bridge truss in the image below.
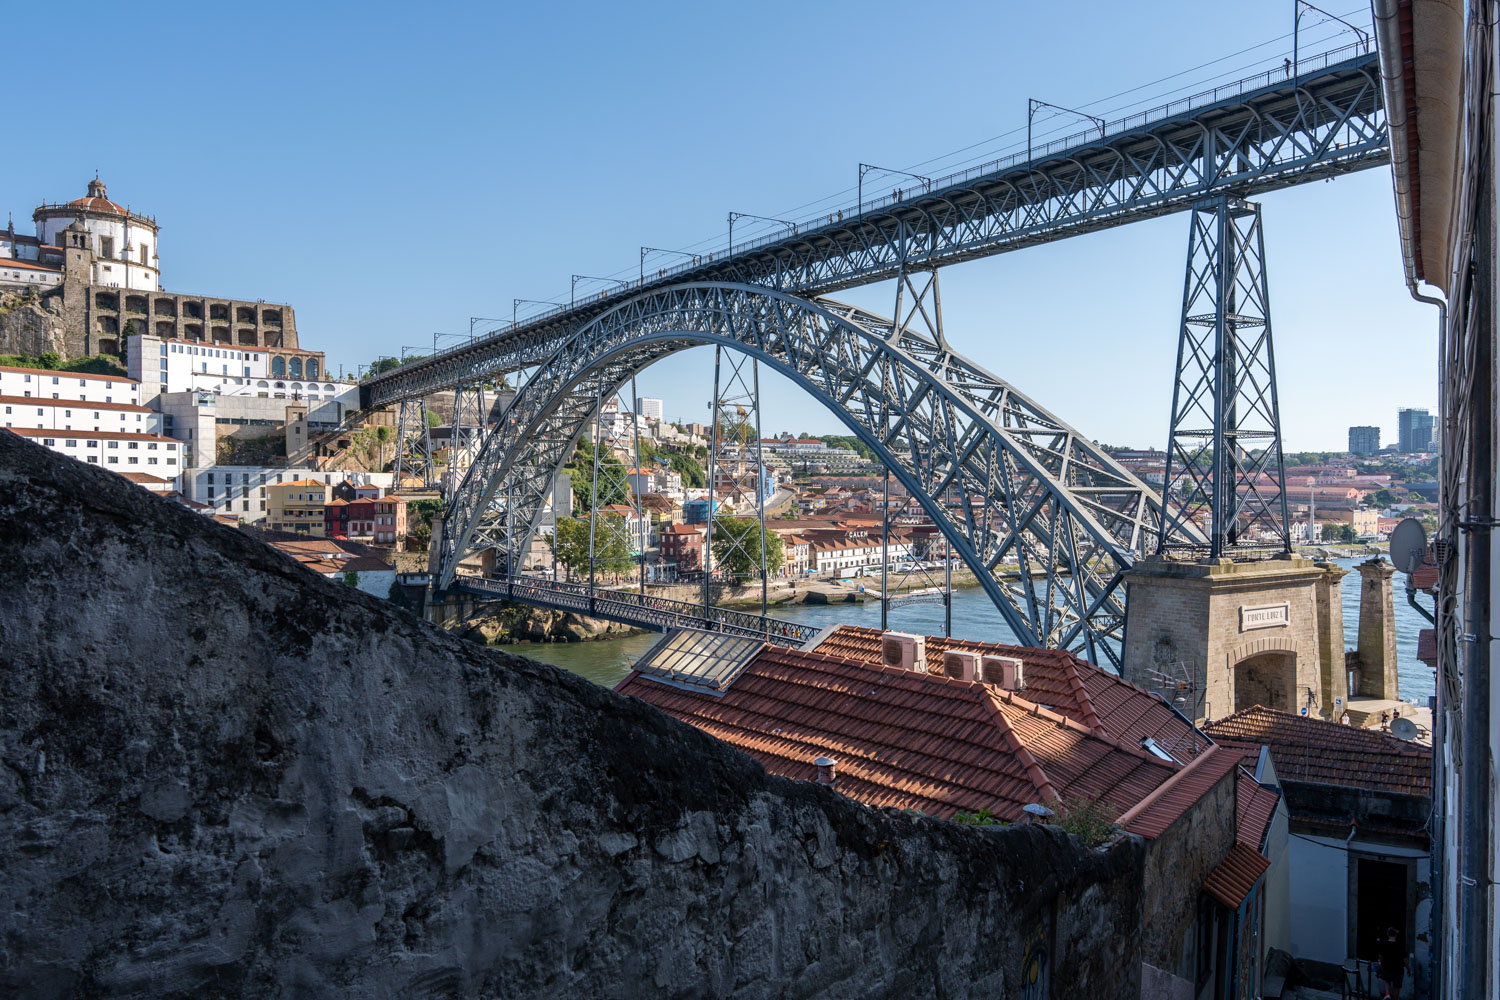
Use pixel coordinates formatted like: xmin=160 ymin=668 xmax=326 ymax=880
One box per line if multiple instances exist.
xmin=366 ymin=43 xmax=1389 ymax=664
xmin=440 ymin=284 xmax=1180 ymax=667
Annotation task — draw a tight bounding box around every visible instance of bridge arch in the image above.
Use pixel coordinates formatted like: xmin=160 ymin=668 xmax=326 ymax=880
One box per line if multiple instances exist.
xmin=441 ymin=282 xmax=1180 ymax=665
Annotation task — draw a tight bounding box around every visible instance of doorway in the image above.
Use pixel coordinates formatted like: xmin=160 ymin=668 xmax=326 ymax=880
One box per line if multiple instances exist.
xmin=1353 ymin=856 xmax=1409 ymax=965
xmin=1233 ymin=651 xmax=1296 ymax=713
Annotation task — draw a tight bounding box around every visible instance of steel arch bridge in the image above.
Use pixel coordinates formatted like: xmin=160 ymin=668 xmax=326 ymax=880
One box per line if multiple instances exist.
xmin=442 ymin=282 xmax=1187 ymax=667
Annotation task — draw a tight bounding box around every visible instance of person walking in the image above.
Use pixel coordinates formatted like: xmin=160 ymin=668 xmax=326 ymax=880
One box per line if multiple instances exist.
xmin=1377 ymin=926 xmax=1406 ymax=999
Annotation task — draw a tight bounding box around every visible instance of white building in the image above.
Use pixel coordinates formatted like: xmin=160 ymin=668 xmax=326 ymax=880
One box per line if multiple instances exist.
xmin=0 ymin=394 xmax=160 ymax=436
xmin=5 ymin=179 xmax=162 ymax=291
xmin=0 ymin=365 xmax=141 ymax=406
xmin=128 ymin=334 xmax=351 ymax=408
xmin=635 ymin=397 xmax=664 ymax=421
xmin=4 ymin=426 xmax=182 ymax=485
xmin=191 ymin=466 xmax=393 ymax=521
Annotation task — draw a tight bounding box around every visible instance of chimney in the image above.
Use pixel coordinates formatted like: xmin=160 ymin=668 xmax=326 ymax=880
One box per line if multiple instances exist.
xmin=981 ymin=655 xmax=1025 ymax=691
xmin=814 ymin=756 xmax=838 ymax=786
xmin=881 ymin=631 xmax=927 ymax=673
xmin=943 ymin=650 xmax=980 ymax=682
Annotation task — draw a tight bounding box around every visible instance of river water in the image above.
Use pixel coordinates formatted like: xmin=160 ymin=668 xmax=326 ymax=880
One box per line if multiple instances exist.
xmin=518 ymin=557 xmax=1436 ymax=703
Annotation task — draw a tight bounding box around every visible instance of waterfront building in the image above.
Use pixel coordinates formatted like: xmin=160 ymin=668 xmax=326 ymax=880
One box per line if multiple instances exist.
xmin=194 ymin=466 xmax=392 ymax=521
xmin=266 ymin=479 xmax=329 ymax=536
xmin=1348 ymin=425 xmax=1381 ymax=455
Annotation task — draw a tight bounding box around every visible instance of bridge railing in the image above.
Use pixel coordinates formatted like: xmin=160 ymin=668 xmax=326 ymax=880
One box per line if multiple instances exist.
xmin=363 ymin=41 xmax=1377 ymax=392
xmin=450 ymin=573 xmax=820 ymax=647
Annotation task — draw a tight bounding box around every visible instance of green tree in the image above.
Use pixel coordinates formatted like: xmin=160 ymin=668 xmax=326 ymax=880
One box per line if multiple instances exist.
xmin=425 ymin=409 xmax=442 ymax=428
xmin=368 ymin=356 xmax=404 ymax=375
xmin=823 ymin=434 xmax=877 ymax=462
xmin=710 ymin=517 xmax=784 ymax=579
xmin=375 ymin=425 xmax=394 ymax=469
xmin=550 ymin=515 xmax=634 ymax=580
xmin=1369 ymin=488 xmax=1397 ymax=508
xmin=668 ymin=451 xmax=706 ymax=488
xmin=342 ymin=571 xmax=360 ymax=588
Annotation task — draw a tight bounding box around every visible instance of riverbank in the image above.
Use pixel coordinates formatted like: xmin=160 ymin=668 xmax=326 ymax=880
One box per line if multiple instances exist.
xmin=454 ymin=602 xmax=644 ymax=646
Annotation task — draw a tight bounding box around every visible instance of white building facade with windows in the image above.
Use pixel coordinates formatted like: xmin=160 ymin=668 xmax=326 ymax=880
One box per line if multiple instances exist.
xmin=192 ymin=466 xmax=393 ymax=520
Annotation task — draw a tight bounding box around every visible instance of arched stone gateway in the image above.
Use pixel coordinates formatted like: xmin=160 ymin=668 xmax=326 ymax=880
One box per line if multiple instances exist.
xmin=442 ymin=282 xmax=1183 ymax=666
xmin=1228 ymin=636 xmax=1302 ymax=714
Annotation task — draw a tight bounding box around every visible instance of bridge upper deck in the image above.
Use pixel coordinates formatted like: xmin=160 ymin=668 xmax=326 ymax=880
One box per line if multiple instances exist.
xmin=364 ymin=43 xmax=1385 ymax=408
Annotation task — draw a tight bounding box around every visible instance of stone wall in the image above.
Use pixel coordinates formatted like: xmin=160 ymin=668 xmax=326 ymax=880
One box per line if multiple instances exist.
xmin=1138 ymin=766 xmax=1238 ymax=995
xmin=0 ymin=433 xmax=1147 ymax=999
xmin=0 ymin=288 xmax=71 ymax=358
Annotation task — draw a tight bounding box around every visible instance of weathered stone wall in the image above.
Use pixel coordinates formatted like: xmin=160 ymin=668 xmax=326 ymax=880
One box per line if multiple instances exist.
xmin=0 ymin=433 xmax=1146 ymax=999
xmin=0 ymin=288 xmax=71 ymax=358
xmin=1138 ymin=766 xmax=1238 ymax=996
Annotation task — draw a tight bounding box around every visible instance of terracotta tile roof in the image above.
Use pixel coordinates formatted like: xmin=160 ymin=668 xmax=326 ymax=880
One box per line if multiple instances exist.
xmin=813 ymin=626 xmax=1209 ymax=757
xmin=1202 ymin=842 xmax=1270 ymax=909
xmin=1117 ymin=745 xmax=1242 ymax=839
xmin=0 ymin=394 xmax=153 ymax=413
xmin=1236 ymin=770 xmax=1280 ymax=851
xmin=118 ymin=472 xmax=171 ymax=484
xmin=617 ymin=644 xmax=1177 ymax=823
xmin=0 ymin=364 xmax=138 ymax=384
xmin=0 ymin=257 xmax=61 ymax=273
xmin=5 ymin=427 xmax=177 ymax=444
xmin=1203 ymin=706 xmax=1431 ymax=798
xmin=1417 ymin=628 xmax=1437 ymax=666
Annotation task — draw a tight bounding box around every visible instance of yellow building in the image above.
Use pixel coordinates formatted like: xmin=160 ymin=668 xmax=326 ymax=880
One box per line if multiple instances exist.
xmin=266 ymin=479 xmax=327 ymax=536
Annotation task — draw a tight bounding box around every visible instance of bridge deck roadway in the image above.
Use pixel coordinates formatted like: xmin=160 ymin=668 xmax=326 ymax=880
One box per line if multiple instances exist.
xmin=449 ymin=574 xmax=821 ymax=648
xmin=364 ymin=43 xmax=1386 ymax=408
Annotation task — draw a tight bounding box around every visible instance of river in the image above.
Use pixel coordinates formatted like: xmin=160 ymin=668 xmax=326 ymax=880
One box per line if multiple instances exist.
xmin=517 ymin=557 xmax=1436 ymax=703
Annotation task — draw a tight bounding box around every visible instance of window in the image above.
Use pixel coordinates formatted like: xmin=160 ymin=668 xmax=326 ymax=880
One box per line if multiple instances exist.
xmin=107 ymin=441 xmax=118 ymax=449
xmin=50 ymin=376 xmax=58 ymax=384
xmin=148 ymin=457 xmax=158 ymax=465
xmin=100 ymin=237 xmax=114 ymax=259
xmin=64 ymin=410 xmax=71 ymax=417
xmin=128 ymin=442 xmax=138 ymax=449
xmin=88 ymin=457 xmax=97 ymax=464
xmin=43 ymin=438 xmax=55 ymax=446
xmin=107 ymin=456 xmax=119 ymax=464
xmin=128 ymin=457 xmax=138 ymax=465
xmin=86 ymin=441 xmax=97 ymax=448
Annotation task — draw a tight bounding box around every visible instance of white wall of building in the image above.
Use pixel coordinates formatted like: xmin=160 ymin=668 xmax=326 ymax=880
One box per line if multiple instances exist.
xmin=1 ymin=396 xmax=160 ymax=436
xmin=635 ymin=397 xmax=664 ymax=420
xmin=0 ymin=366 xmax=140 ymax=406
xmin=4 ymin=427 xmax=181 ymax=487
xmin=36 ymin=214 xmax=158 ymax=291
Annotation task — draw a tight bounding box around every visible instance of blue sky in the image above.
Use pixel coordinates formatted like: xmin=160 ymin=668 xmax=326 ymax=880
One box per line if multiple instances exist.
xmin=4 ymin=1 xmax=1429 ymax=451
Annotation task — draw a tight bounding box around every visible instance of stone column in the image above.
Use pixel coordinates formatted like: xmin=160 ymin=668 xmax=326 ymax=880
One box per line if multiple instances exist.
xmin=1355 ymin=558 xmax=1399 ymax=699
xmin=1313 ymin=563 xmax=1349 ymax=718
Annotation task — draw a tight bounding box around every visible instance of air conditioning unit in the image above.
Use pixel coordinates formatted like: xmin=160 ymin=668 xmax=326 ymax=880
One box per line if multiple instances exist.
xmin=943 ymin=650 xmax=980 ymax=682
xmin=881 ymin=631 xmax=927 ymax=673
xmin=981 ymin=655 xmax=1024 ymax=691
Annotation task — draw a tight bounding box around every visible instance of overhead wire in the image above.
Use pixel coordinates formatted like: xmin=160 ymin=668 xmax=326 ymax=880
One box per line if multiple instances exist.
xmin=516 ymin=11 xmax=1375 ymax=322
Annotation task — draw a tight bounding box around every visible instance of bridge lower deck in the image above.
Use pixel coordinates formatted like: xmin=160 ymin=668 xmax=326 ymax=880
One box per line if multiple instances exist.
xmin=448 ymin=575 xmax=820 ymax=647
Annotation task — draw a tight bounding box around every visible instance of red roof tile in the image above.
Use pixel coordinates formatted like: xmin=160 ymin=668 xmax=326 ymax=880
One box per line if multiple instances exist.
xmin=0 ymin=364 xmax=138 ymax=384
xmin=1203 ymin=706 xmax=1431 ymax=798
xmin=1236 ymin=770 xmax=1280 ymax=851
xmin=618 ymin=644 xmax=1178 ymax=823
xmin=1118 ymin=745 xmax=1241 ymax=839
xmin=1203 ymin=842 xmax=1270 ymax=909
xmin=0 ymin=394 xmax=152 ymax=413
xmin=813 ymin=626 xmax=1210 ymax=758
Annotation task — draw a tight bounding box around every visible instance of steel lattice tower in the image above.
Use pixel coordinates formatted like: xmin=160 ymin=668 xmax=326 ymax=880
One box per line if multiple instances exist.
xmin=1159 ymin=197 xmax=1290 ymax=556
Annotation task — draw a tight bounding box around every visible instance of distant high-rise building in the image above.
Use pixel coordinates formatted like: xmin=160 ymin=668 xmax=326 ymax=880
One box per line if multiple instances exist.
xmin=1398 ymin=408 xmax=1435 ymax=452
xmin=1348 ymin=425 xmax=1381 ymax=456
xmin=635 ymin=397 xmax=664 ymax=421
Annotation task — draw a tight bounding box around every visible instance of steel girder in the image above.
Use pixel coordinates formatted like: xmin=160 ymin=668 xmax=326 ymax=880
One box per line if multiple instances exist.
xmin=440 ymin=283 xmax=1191 ymax=667
xmin=363 ymin=49 xmax=1386 ymax=411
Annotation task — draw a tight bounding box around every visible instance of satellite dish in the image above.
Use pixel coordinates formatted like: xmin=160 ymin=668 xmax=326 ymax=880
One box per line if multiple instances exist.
xmin=1391 ymin=716 xmax=1420 ymax=741
xmin=1389 ymin=518 xmax=1429 ymax=575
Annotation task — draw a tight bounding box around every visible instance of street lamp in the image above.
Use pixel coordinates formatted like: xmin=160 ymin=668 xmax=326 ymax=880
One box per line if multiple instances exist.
xmin=640 ymin=246 xmax=701 ymax=284
xmin=727 ymin=212 xmax=797 ymax=255
xmin=858 ymin=163 xmax=931 ymax=212
xmin=1027 ymin=99 xmax=1106 ymax=162
xmin=571 ymin=274 xmax=630 ymax=308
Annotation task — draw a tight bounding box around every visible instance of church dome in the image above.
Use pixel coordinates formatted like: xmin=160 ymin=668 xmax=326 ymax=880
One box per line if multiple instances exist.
xmin=64 ymin=178 xmax=126 ymax=216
